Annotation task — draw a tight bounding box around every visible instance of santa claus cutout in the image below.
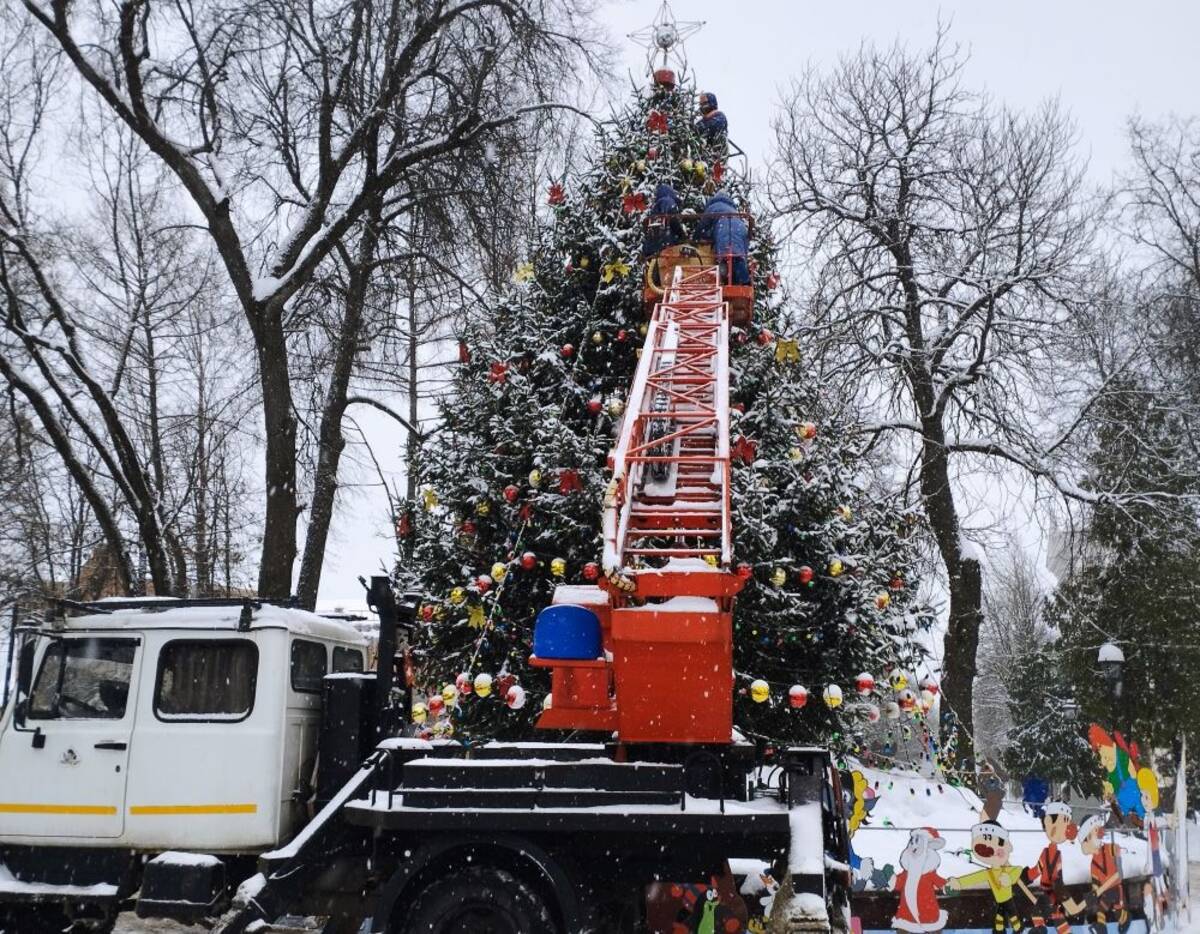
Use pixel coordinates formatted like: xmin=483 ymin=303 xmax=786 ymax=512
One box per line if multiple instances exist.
xmin=890 ymin=827 xmax=948 ymax=933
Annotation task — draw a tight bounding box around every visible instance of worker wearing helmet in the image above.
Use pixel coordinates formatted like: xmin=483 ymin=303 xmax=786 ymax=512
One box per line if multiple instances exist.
xmin=695 ymin=92 xmax=728 ymax=143
xmin=696 ymin=190 xmax=749 ymax=286
xmin=642 ymin=183 xmax=686 ymax=257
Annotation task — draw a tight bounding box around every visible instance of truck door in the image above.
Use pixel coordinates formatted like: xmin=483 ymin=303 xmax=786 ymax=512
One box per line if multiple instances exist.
xmin=0 ymin=636 xmax=139 ymax=839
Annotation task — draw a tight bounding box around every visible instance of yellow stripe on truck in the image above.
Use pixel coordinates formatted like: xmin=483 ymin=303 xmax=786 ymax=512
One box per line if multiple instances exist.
xmin=129 ymin=803 xmax=257 ymax=815
xmin=0 ymin=802 xmax=118 ymax=815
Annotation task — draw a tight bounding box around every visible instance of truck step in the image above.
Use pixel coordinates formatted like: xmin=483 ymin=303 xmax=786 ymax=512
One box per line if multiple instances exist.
xmin=396 ymin=787 xmax=682 ymax=809
xmin=400 ymin=758 xmax=684 ymax=793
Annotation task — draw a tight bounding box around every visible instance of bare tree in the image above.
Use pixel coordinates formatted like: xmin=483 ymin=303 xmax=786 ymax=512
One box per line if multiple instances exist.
xmin=975 ymin=543 xmax=1048 ymax=762
xmin=768 ymin=31 xmax=1100 ymax=752
xmin=1122 ymin=116 xmax=1200 ymax=292
xmin=21 ymin=0 xmax=604 ymax=598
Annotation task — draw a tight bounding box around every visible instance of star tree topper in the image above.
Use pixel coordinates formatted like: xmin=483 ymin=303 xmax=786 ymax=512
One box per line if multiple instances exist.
xmin=628 ymin=1 xmax=704 ymax=74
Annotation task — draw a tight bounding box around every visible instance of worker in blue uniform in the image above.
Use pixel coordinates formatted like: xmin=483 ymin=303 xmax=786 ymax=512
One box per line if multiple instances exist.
xmin=696 ymin=190 xmax=750 ymax=285
xmin=642 ymin=183 xmax=686 ymax=257
xmin=695 ymin=92 xmax=728 ymax=143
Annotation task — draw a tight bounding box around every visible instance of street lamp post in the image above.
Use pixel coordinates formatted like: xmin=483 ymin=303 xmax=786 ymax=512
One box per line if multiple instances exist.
xmin=1098 ymin=641 xmax=1125 ymax=702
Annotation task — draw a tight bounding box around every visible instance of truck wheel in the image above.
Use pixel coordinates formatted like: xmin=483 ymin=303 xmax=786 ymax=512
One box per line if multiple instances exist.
xmin=399 ymin=866 xmax=556 ymax=934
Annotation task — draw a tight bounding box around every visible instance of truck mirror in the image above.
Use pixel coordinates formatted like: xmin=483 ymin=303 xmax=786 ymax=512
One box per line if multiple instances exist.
xmin=14 ymin=637 xmax=34 ymax=725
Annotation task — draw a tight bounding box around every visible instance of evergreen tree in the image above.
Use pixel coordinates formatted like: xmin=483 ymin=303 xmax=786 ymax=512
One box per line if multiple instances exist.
xmin=1002 ymin=640 xmax=1099 ymax=795
xmin=400 ymin=73 xmax=936 ymax=748
xmin=1043 ymin=377 xmax=1200 ymax=800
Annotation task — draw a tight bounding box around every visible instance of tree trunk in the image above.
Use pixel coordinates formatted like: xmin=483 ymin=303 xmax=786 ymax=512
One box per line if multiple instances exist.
xmin=295 ymin=214 xmax=381 ymax=609
xmin=917 ymin=418 xmax=981 ymax=762
xmin=255 ymin=310 xmax=299 ymax=599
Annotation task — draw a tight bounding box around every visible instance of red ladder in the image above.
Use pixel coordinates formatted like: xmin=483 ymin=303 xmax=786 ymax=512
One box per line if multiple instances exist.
xmin=602 ymin=266 xmax=743 ymax=600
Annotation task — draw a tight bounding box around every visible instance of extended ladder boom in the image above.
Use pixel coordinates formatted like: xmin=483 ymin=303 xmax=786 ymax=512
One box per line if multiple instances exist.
xmin=602 ymin=265 xmax=741 ymax=599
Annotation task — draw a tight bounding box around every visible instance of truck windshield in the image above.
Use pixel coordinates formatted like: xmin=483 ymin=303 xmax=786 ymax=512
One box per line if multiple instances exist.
xmin=29 ymin=638 xmax=137 ymax=720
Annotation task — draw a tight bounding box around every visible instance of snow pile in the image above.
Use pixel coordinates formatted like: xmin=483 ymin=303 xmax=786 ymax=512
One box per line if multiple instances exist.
xmin=149 ymin=851 xmax=221 ymax=868
xmin=849 ymin=761 xmax=1151 ymax=887
xmin=0 ymin=861 xmax=117 ymax=897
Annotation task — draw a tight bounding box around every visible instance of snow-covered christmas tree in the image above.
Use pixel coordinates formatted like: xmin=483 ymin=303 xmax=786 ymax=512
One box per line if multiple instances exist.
xmin=399 ymin=67 xmax=937 ymax=750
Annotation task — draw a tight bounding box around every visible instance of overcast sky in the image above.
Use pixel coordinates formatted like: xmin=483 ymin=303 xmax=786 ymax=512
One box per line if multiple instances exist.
xmin=315 ymin=0 xmax=1200 ymax=608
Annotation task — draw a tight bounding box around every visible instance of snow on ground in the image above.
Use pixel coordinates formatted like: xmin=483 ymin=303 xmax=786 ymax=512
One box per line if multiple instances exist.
xmin=849 ymin=761 xmax=1151 ymax=886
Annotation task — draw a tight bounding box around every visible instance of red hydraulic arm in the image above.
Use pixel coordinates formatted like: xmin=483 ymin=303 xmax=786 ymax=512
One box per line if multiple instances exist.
xmin=533 ymin=265 xmax=747 ymax=744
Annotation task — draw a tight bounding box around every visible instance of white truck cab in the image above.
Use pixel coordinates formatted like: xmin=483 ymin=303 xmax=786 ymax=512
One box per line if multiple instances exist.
xmin=0 ymin=600 xmax=367 ymax=856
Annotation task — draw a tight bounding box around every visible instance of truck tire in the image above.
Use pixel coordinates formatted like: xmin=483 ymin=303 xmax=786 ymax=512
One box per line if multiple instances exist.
xmin=398 ymin=865 xmax=556 ymax=934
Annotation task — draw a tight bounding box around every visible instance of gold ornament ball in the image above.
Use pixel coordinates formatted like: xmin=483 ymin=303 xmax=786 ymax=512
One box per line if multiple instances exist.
xmin=475 ymin=500 xmax=491 ymax=516
xmin=693 ymin=160 xmax=707 ymax=178
xmin=411 ymin=703 xmax=428 ymax=724
xmin=578 ymin=256 xmax=590 ymax=269
xmin=823 ymin=684 xmax=844 ymax=709
xmin=491 ymin=562 xmax=508 ymax=581
xmin=591 ymin=330 xmax=604 ymax=345
xmin=837 ymin=505 xmax=853 ymax=522
xmin=788 ymin=447 xmax=803 ymax=463
xmin=875 ymin=591 xmax=891 ymax=610
xmin=704 ymin=555 xmax=719 ymax=567
xmin=449 ymin=587 xmax=466 ymax=605
xmin=770 ymin=567 xmax=787 ymax=587
xmin=474 ymin=673 xmax=494 ymax=698
xmin=607 ymin=398 xmax=625 ymax=417
xmin=638 ymin=323 xmax=648 ymax=337
xmin=441 ymin=683 xmax=457 ymax=704
xmin=890 ymin=672 xmax=908 ymax=692
xmin=828 ymin=558 xmax=844 ymax=577
xmin=528 ymin=468 xmax=542 ymax=488
xmin=550 ymin=557 xmax=567 ymax=577
xmin=680 ymin=157 xmax=695 ymax=173
xmin=749 ymin=679 xmax=770 ymax=703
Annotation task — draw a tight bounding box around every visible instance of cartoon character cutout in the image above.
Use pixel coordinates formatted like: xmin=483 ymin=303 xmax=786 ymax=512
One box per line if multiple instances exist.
xmin=889 ymin=827 xmax=948 ymax=933
xmin=1024 ymin=802 xmax=1084 ymax=934
xmin=946 ymin=821 xmax=1031 ymax=934
xmin=1088 ymin=725 xmax=1144 ymax=822
xmin=1078 ymin=813 xmax=1131 ymax=934
xmin=842 ymin=769 xmax=880 ymax=889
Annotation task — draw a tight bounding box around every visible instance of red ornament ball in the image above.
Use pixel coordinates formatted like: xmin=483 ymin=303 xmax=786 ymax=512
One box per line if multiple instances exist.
xmin=455 ymin=672 xmax=474 ymax=696
xmin=736 ymin=563 xmax=753 ymax=581
xmin=488 ymin=361 xmax=508 ymax=384
xmin=476 ymin=574 xmax=493 ymax=593
xmin=767 ymin=271 xmax=781 ymax=290
xmin=561 ymin=343 xmax=575 ymax=358
xmin=582 ymin=561 xmax=600 ymax=581
xmin=586 ymin=398 xmax=603 ymax=415
xmin=647 ymin=146 xmax=660 ymax=160
xmin=520 ymin=551 xmax=537 ymax=571
xmin=496 ymin=673 xmax=516 ymax=697
xmin=461 ymin=519 xmax=477 ymax=536
xmin=420 ymin=604 xmax=434 ymax=622
xmin=855 ymin=672 xmax=876 ymax=695
xmin=756 ymin=329 xmax=774 ymax=346
xmin=616 ymin=328 xmax=628 ymax=342
xmin=428 ymin=696 xmax=445 ymax=716
xmin=797 ymin=565 xmax=814 ymax=585
xmin=890 ymin=575 xmax=905 ymax=591
xmin=920 ymin=676 xmax=939 ymax=695
xmin=503 ymin=484 xmax=520 ymax=503
xmin=788 ymin=684 xmax=809 ymax=709
xmin=547 ymin=182 xmax=565 ymax=205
